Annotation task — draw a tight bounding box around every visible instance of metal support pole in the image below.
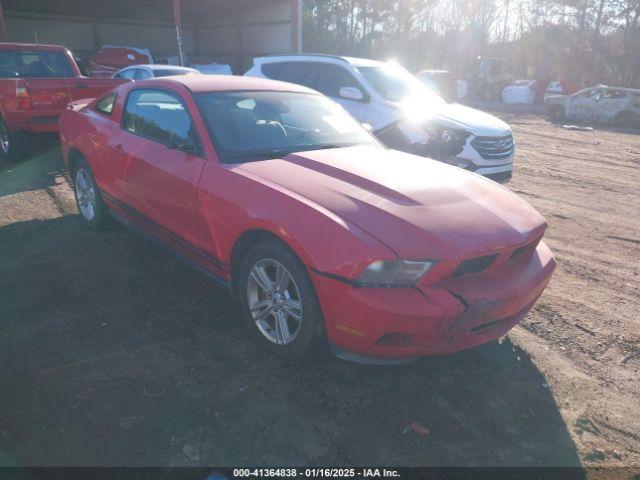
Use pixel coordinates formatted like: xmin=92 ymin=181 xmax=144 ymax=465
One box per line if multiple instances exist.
xmin=173 ymin=0 xmax=184 ymax=66
xmin=0 ymin=2 xmax=9 ymax=42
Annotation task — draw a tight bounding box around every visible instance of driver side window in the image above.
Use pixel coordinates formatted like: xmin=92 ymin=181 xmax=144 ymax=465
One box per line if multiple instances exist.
xmin=122 ymin=89 xmax=198 ymax=153
xmin=575 ymin=89 xmax=596 ymax=99
xmin=134 ymin=69 xmax=151 ymax=80
xmin=117 ymin=69 xmax=136 ymax=80
xmin=316 ymin=64 xmax=363 ymax=98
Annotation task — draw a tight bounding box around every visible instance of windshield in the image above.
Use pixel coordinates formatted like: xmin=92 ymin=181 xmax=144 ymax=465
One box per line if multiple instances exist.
xmin=358 ymin=65 xmax=447 ymax=105
xmin=195 ymin=91 xmax=379 ymax=163
xmin=0 ymin=50 xmax=75 ymax=78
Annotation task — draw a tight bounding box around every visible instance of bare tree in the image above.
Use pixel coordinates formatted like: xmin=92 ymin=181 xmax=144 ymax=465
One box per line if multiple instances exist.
xmin=303 ymin=0 xmax=640 ymax=87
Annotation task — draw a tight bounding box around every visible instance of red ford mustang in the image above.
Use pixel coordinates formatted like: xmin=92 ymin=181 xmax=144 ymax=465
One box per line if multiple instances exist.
xmin=59 ymin=76 xmax=556 ymax=363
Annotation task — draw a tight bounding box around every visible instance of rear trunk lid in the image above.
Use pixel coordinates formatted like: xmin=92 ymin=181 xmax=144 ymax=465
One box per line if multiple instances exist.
xmin=19 ymin=77 xmax=73 ymax=111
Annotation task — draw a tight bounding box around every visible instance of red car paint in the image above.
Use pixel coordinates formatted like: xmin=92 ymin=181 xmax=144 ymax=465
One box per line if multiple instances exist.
xmin=0 ymin=43 xmax=124 ymax=134
xmin=59 ymin=76 xmax=556 ymax=360
xmin=88 ymin=46 xmax=153 ymax=78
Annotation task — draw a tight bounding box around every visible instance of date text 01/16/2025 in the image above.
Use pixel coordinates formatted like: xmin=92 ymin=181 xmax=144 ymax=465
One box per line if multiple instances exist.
xmin=231 ymin=469 xmax=400 ymax=478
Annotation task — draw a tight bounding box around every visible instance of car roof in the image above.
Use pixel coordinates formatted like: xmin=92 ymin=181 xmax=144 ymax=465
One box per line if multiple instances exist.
xmin=340 ymin=56 xmax=384 ymax=67
xmin=0 ymin=42 xmax=68 ymax=51
xmin=123 ymin=64 xmax=197 ymax=71
xmin=596 ymin=84 xmax=640 ymax=93
xmin=254 ymin=53 xmax=386 ymax=68
xmin=157 ymin=75 xmax=320 ymax=94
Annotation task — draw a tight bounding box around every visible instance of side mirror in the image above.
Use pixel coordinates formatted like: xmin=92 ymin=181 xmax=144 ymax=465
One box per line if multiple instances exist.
xmin=168 ymin=133 xmax=198 ymax=154
xmin=339 ymin=86 xmax=365 ymax=102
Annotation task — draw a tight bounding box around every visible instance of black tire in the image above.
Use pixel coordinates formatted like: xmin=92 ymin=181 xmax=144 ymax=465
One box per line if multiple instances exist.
xmin=72 ymin=157 xmax=110 ymax=229
xmin=237 ymin=239 xmax=325 ymax=358
xmin=614 ymin=110 xmax=639 ymax=128
xmin=549 ymin=105 xmax=565 ymax=122
xmin=0 ymin=118 xmax=26 ymax=163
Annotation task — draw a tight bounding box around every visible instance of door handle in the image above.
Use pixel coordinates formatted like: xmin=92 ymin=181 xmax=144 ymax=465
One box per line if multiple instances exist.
xmin=76 ymin=83 xmax=89 ymax=89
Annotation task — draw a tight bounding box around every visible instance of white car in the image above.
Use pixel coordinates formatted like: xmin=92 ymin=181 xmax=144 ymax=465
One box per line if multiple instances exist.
xmin=502 ymin=80 xmax=537 ymax=104
xmin=546 ymin=85 xmax=640 ymax=127
xmin=245 ymin=55 xmax=515 ymax=182
xmin=165 ymin=55 xmax=233 ymax=75
xmin=112 ymin=64 xmax=201 ymax=80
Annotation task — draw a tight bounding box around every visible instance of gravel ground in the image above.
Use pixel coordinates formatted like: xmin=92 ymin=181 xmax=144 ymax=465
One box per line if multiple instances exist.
xmin=0 ymin=117 xmax=638 ymax=472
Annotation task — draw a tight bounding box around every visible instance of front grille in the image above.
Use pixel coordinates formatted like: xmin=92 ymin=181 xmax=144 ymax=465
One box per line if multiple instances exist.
xmin=454 ymin=253 xmax=498 ymax=277
xmin=471 ymin=135 xmax=515 ymax=160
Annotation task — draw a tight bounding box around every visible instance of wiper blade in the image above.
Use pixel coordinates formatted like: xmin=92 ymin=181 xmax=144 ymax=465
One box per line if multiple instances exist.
xmin=299 ymin=142 xmax=370 ymax=152
xmin=307 ymin=144 xmax=344 ymax=151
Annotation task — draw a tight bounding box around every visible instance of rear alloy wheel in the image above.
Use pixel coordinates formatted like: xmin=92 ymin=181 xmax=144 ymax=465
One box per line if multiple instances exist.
xmin=73 ymin=158 xmax=109 ymax=229
xmin=238 ymin=239 xmax=324 ymax=357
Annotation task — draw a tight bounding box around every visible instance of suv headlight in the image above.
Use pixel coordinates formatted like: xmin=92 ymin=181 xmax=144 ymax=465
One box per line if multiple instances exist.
xmin=357 ymin=260 xmax=435 ymax=287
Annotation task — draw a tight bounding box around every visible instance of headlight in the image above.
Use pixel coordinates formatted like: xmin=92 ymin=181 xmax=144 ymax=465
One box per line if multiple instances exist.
xmin=439 ymin=128 xmax=453 ymax=142
xmin=357 ymin=260 xmax=435 ymax=287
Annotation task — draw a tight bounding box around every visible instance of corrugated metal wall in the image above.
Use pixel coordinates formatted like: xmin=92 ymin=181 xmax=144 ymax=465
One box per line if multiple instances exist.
xmin=4 ymin=0 xmax=295 ymax=73
xmin=196 ymin=1 xmax=293 ymax=71
xmin=6 ymin=13 xmax=95 ymax=50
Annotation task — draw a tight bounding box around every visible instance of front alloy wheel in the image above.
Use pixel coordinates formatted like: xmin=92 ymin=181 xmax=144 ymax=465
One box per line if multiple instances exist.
xmin=238 ymin=239 xmax=324 ymax=357
xmin=247 ymin=258 xmax=303 ymax=345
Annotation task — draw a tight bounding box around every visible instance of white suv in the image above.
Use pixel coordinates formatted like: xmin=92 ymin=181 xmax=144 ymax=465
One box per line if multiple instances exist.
xmin=245 ymin=55 xmax=515 ymax=182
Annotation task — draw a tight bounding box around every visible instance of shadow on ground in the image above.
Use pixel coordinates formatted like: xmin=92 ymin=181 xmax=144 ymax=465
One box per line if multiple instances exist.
xmin=0 ymin=138 xmax=65 ymax=197
xmin=0 ymin=212 xmax=583 ymax=469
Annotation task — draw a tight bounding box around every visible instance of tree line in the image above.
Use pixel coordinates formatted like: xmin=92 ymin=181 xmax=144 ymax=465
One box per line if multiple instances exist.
xmin=302 ymin=0 xmax=640 ymax=88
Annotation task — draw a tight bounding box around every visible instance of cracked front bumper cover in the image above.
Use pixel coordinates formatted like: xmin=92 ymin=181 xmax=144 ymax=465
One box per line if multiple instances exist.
xmin=311 ymin=241 xmax=556 ymax=360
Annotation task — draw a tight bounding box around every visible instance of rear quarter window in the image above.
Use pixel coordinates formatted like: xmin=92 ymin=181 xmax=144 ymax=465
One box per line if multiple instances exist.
xmin=95 ymin=93 xmax=116 ymax=115
xmin=277 ymin=62 xmax=320 ymax=89
xmin=261 ymin=62 xmax=283 ymax=79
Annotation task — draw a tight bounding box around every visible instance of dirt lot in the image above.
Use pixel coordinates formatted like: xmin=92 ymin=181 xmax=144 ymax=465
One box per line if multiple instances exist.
xmin=0 ymin=116 xmax=638 ymax=470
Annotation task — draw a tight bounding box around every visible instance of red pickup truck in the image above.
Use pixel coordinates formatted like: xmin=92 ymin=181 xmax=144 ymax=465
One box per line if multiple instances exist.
xmin=0 ymin=42 xmax=125 ymax=162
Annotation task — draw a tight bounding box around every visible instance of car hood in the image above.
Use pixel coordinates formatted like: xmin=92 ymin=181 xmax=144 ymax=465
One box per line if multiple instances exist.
xmin=234 ymin=146 xmax=546 ymax=260
xmin=390 ymin=100 xmax=512 ymax=137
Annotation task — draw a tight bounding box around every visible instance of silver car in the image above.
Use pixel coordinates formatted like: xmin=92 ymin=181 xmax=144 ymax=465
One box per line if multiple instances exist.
xmin=113 ymin=64 xmax=201 ymax=81
xmin=546 ymin=85 xmax=640 ymax=127
xmin=246 ymin=55 xmax=515 ymax=183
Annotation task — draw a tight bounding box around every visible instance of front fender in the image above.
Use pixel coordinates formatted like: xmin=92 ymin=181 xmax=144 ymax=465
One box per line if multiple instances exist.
xmin=197 ymin=164 xmax=396 ymax=279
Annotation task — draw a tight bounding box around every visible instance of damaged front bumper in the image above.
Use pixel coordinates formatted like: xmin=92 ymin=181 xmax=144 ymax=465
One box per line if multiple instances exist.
xmin=375 ymin=120 xmax=515 ymax=183
xmin=311 ymin=241 xmax=556 ymax=362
